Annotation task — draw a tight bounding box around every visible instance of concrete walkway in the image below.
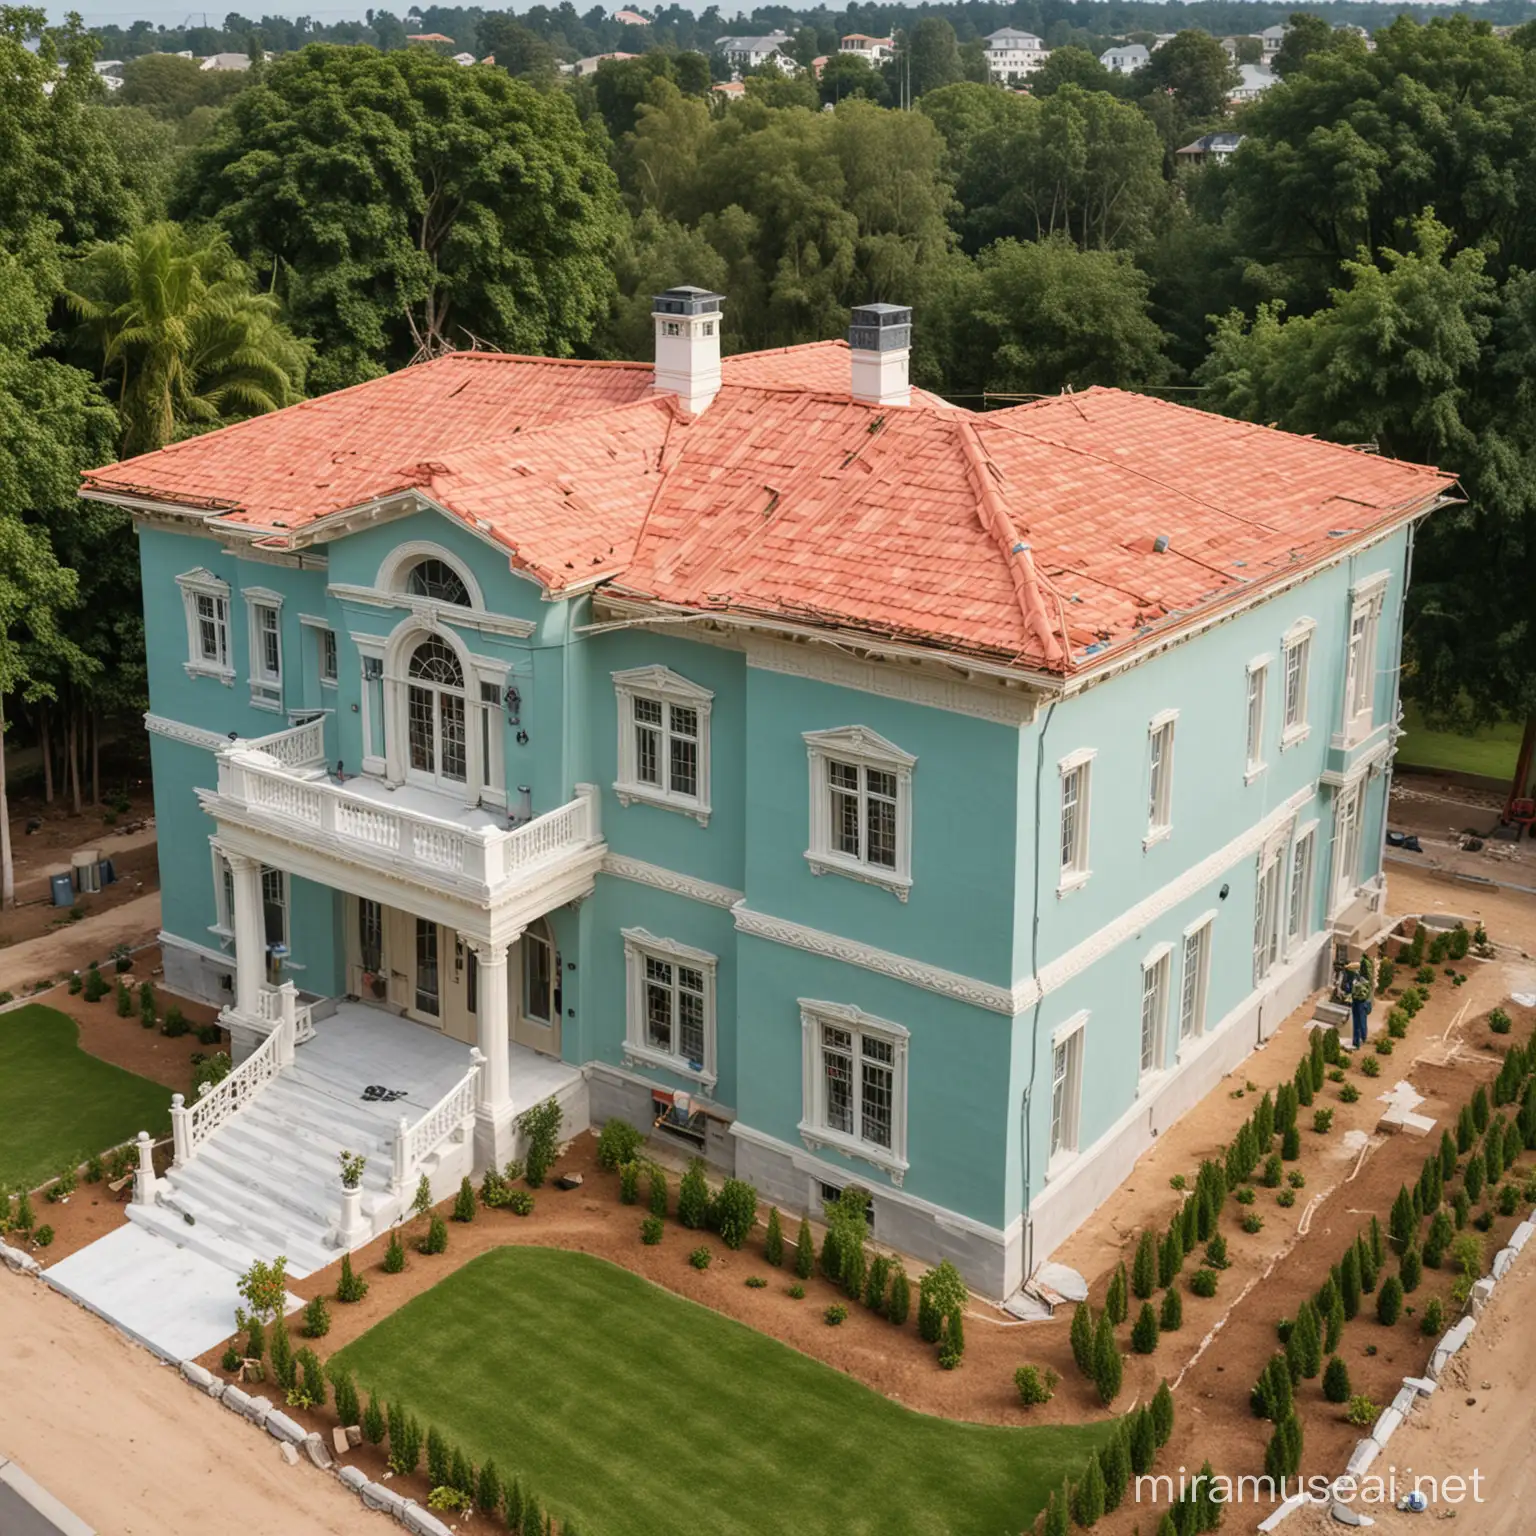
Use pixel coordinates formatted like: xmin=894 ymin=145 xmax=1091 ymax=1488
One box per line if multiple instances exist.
xmin=0 ymin=1457 xmax=95 ymax=1536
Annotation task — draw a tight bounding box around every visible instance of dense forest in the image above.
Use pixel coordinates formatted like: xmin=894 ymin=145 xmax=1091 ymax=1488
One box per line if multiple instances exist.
xmin=2 ymin=0 xmax=1534 ymax=881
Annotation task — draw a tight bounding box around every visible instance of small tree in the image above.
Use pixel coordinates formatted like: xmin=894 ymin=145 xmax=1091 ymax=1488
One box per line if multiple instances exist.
xmin=1073 ymin=1452 xmax=1106 ymax=1527
xmin=1100 ymin=1424 xmax=1131 ymax=1512
xmin=427 ymin=1425 xmax=451 ymax=1490
xmin=1376 ymin=1273 xmax=1404 ymax=1325
xmin=362 ymin=1392 xmax=386 ymax=1444
xmin=236 ymin=1255 xmax=290 ymax=1325
xmin=1294 ymin=1059 xmax=1314 ymax=1108
xmin=1159 ymin=1285 xmax=1182 ymax=1332
xmin=617 ymin=1161 xmax=640 ymax=1205
xmin=1131 ymin=1301 xmax=1159 ymax=1354
xmin=1043 ymin=1483 xmax=1071 ymax=1536
xmin=450 ymin=1446 xmax=473 ymax=1499
xmin=1457 ymin=1102 xmax=1475 ymax=1153
xmin=384 ymin=1228 xmax=406 ymax=1273
xmin=518 ymin=1097 xmax=563 ymax=1187
xmin=302 ymin=1294 xmax=331 ymax=1338
xmin=1281 ymin=1122 xmax=1301 ymax=1160
xmin=1131 ymin=1228 xmax=1157 ymax=1299
xmin=1323 ymin=1354 xmax=1351 ymax=1403
xmin=269 ymin=1320 xmax=296 ymax=1392
xmin=1070 ymin=1301 xmax=1095 ymax=1375
xmin=764 ymin=1207 xmax=784 ymax=1266
xmin=503 ymin=1479 xmax=524 ymax=1534
xmin=336 ymin=1252 xmax=368 ymax=1303
xmin=1309 ymin=1028 xmax=1325 ymax=1090
xmin=476 ymin=1460 xmax=503 ymax=1518
xmin=648 ymin=1163 xmax=668 ymax=1219
xmin=864 ymin=1254 xmax=890 ymax=1315
xmin=887 ymin=1264 xmax=911 ymax=1325
xmin=331 ymin=1368 xmax=360 ymax=1427
xmin=918 ymin=1260 xmax=968 ymax=1347
xmin=793 ymin=1216 xmax=814 ymax=1279
xmin=1150 ymin=1380 xmax=1175 ymax=1446
xmin=1286 ymin=1300 xmax=1321 ymax=1379
xmin=712 ymin=1177 xmax=759 ymax=1249
xmin=1356 ymin=1234 xmax=1378 ymax=1294
xmin=295 ymin=1346 xmax=326 ymax=1408
xmin=389 ymin=1411 xmax=422 ymax=1477
xmin=677 ymin=1157 xmax=711 ymax=1229
xmin=1400 ymin=1244 xmax=1423 ymax=1293
xmin=1158 ymin=1222 xmax=1184 ymax=1288
xmin=1369 ymin=1214 xmax=1386 ymax=1269
xmin=411 ymin=1173 xmax=433 ymax=1221
xmin=421 ymin=1212 xmax=448 ymax=1254
xmin=1092 ymin=1311 xmax=1123 ymax=1405
xmin=1254 ymin=1089 xmax=1275 ymax=1147
xmin=1424 ymin=1207 xmax=1454 ymax=1268
xmin=1126 ymin=1405 xmax=1155 ymax=1474
xmin=1472 ymin=1085 xmax=1490 ymax=1134
xmin=1105 ymin=1261 xmax=1128 ymax=1325
xmin=938 ymin=1305 xmax=965 ymax=1369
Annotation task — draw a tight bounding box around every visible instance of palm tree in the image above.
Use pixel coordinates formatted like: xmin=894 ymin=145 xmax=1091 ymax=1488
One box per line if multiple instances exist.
xmin=66 ymin=221 xmax=307 ymax=458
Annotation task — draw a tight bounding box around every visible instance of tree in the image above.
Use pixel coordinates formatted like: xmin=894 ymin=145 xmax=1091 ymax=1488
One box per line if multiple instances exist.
xmin=477 ymin=15 xmax=559 ymax=79
xmin=1105 ymin=1260 xmax=1128 ymax=1325
xmin=1073 ymin=1452 xmax=1107 ymax=1526
xmin=817 ymin=52 xmax=888 ymax=108
xmin=1132 ymin=1228 xmax=1157 ymax=1299
xmin=175 ymin=44 xmax=624 ymax=387
xmin=1151 ymin=1380 xmax=1175 ymax=1445
xmin=1272 ymin=13 xmax=1366 ymax=79
xmin=66 ymin=221 xmax=306 ymax=457
xmin=1133 ymin=30 xmax=1239 ymax=127
xmin=1389 ymin=1185 xmax=1416 ymax=1252
xmin=1323 ymin=1354 xmax=1352 ymax=1403
xmin=1030 ymin=45 xmax=1116 ymax=97
xmin=1071 ymin=1300 xmax=1095 ymax=1375
xmin=1340 ymin=1244 xmax=1362 ymax=1319
xmin=1092 ymin=1310 xmax=1123 ymax=1404
xmin=1377 ymin=1273 xmax=1404 ymax=1324
xmin=904 ymin=18 xmax=962 ymax=99
xmin=1099 ymin=1424 xmax=1132 ymax=1511
xmin=1159 ymin=1284 xmax=1182 ymax=1332
xmin=1127 ymin=1404 xmax=1155 ymax=1474
xmin=118 ymin=51 xmax=248 ymax=116
xmin=1132 ymin=1301 xmax=1160 ymax=1354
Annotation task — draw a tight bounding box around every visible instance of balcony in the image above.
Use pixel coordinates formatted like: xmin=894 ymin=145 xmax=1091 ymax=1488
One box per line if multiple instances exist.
xmin=199 ymin=720 xmax=603 ymax=913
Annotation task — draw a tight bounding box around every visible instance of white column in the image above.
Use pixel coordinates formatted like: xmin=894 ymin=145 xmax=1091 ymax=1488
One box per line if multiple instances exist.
xmin=471 ymin=936 xmax=516 ymax=1168
xmin=228 ymin=851 xmax=266 ymax=1021
xmin=132 ymin=1130 xmax=157 ymax=1205
xmin=169 ymin=1094 xmax=190 ymax=1166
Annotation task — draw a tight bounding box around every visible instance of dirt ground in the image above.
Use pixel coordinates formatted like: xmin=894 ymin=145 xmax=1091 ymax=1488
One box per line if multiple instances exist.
xmin=0 ymin=1274 xmax=370 ymax=1536
xmin=1388 ymin=776 xmax=1536 ymax=891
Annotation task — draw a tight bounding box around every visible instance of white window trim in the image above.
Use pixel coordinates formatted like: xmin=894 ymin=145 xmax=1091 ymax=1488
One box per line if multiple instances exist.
xmin=300 ymin=614 xmax=339 ymax=689
xmin=621 ymin=927 xmax=718 ymax=1088
xmin=798 ymin=998 xmax=910 ymax=1182
xmin=244 ymin=586 xmax=285 ymax=713
xmin=1046 ymin=1010 xmax=1088 ymax=1176
xmin=614 ymin=665 xmax=714 ymax=826
xmin=353 ymin=633 xmax=386 ymax=776
xmin=1340 ymin=574 xmax=1389 ymax=747
xmin=1145 ymin=710 xmax=1177 ymax=849
xmin=1177 ymin=913 xmax=1215 ymax=1059
xmin=1280 ymin=618 xmax=1315 ymax=749
xmin=1286 ymin=820 xmax=1318 ymax=954
xmin=375 ymin=541 xmax=487 ymax=613
xmin=804 ymin=725 xmax=915 ymax=900
xmin=1138 ymin=942 xmax=1173 ymax=1085
xmin=209 ymin=847 xmax=234 ymax=942
xmin=1057 ymin=747 xmax=1096 ymax=895
xmin=1244 ymin=656 xmax=1270 ymax=783
xmin=177 ymin=568 xmax=233 ymax=683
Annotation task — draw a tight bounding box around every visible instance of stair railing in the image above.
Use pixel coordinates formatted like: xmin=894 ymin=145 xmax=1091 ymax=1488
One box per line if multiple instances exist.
xmin=391 ymin=1049 xmax=484 ymax=1195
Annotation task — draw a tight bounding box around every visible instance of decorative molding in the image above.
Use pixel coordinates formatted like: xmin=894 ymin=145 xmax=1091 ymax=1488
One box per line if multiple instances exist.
xmin=328 ymin=581 xmax=536 ymax=640
xmin=1350 ymin=569 xmax=1391 ymax=600
xmin=745 ymin=634 xmax=1039 ymax=726
xmin=375 ymin=540 xmax=486 ymax=612
xmin=144 ymin=712 xmax=235 ymax=753
xmin=600 ymin=853 xmax=743 ymax=909
xmin=1320 ymin=736 xmax=1392 ymax=788
xmin=732 ymin=903 xmax=1022 ymax=1014
xmin=613 ymin=665 xmax=714 ymax=825
xmin=804 ymin=725 xmax=915 ymax=900
xmin=801 ymin=724 xmax=916 ymax=767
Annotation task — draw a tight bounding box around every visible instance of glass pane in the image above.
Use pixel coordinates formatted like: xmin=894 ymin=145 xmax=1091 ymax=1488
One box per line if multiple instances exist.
xmin=1050 ymin=1041 xmax=1068 ymax=1152
xmin=408 ymin=637 xmax=463 ymax=686
xmin=865 ymin=794 xmax=897 ymax=868
xmin=678 ymin=990 xmax=705 ymax=1064
xmin=465 ymin=948 xmax=478 ymax=1013
xmin=866 ymin=768 xmax=896 ymax=800
xmin=439 ymin=691 xmax=466 ymax=782
xmin=669 ymin=733 xmax=697 ymax=798
xmin=861 ymin=1056 xmax=892 ymax=1148
xmin=322 ymin=630 xmax=338 ymax=681
xmin=669 ymin=703 xmax=697 ymax=739
xmin=359 ymin=898 xmax=382 ymax=973
xmin=823 ymin=1042 xmax=853 ymax=1135
xmin=415 ymin=919 xmax=439 ymax=1015
xmin=1060 ymin=769 xmax=1079 ymax=869
xmin=645 ymin=980 xmax=673 ymax=1052
xmin=408 ymin=685 xmax=436 ymax=772
xmin=406 ymin=559 xmax=469 ymax=606
xmin=1141 ymin=966 xmax=1159 ymax=1071
xmin=525 ymin=933 xmax=551 ymax=1022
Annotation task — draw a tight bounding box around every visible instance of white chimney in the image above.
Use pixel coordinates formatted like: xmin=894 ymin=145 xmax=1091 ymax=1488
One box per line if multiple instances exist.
xmin=653 ymin=286 xmax=724 ymax=414
xmin=848 ymin=302 xmax=911 ymax=407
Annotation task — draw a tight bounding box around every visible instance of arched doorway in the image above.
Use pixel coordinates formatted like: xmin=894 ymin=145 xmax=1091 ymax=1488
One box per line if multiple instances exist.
xmin=406 ymin=636 xmax=467 ymax=789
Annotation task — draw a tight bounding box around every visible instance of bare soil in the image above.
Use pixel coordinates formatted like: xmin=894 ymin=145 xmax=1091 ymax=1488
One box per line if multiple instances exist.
xmin=1388 ymin=778 xmax=1536 ymax=891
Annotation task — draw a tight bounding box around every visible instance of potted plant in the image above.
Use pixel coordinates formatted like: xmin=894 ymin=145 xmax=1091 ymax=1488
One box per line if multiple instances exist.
xmin=335 ymin=1151 xmax=369 ymax=1248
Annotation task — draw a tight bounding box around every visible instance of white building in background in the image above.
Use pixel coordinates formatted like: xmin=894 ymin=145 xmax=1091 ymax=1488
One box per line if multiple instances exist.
xmin=983 ymin=27 xmax=1050 ymax=82
xmin=838 ymin=33 xmax=894 ymax=64
xmin=199 ymin=51 xmax=258 ymax=70
xmin=1231 ymin=62 xmax=1278 ymax=102
xmin=567 ymin=51 xmax=638 ymax=75
xmin=1101 ymin=42 xmax=1149 ymax=74
xmin=1258 ymin=23 xmax=1289 ymax=58
xmin=716 ymin=31 xmax=796 ymax=72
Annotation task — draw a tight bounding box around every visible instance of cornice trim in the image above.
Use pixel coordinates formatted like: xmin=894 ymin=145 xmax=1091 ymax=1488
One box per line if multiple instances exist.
xmin=144 ymin=712 xmax=233 ymax=753
xmin=600 ymin=853 xmax=743 ymax=909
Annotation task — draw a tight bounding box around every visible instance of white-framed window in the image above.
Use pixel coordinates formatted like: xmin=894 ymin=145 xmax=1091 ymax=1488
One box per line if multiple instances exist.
xmin=1146 ymin=711 xmax=1176 ymax=846
xmin=1253 ymin=847 xmax=1285 ymax=985
xmin=1245 ymin=659 xmax=1269 ymax=780
xmin=799 ymin=999 xmax=909 ymax=1180
xmin=804 ymin=725 xmax=915 ymax=900
xmin=1332 ymin=781 xmax=1365 ymax=911
xmin=1342 ymin=574 xmax=1387 ymax=740
xmin=613 ymin=665 xmax=714 ymax=825
xmin=1179 ymin=918 xmax=1213 ymax=1043
xmin=244 ymin=588 xmax=284 ymax=710
xmin=1139 ymin=944 xmax=1172 ymax=1079
xmin=477 ymin=679 xmax=505 ymax=804
xmin=261 ymin=866 xmax=288 ymax=950
xmin=177 ymin=568 xmax=232 ymax=682
xmin=320 ymin=628 xmax=338 ymax=686
xmin=622 ymin=928 xmax=717 ymax=1087
xmin=211 ymin=849 xmax=235 ymax=939
xmin=1048 ymin=1012 xmax=1087 ymax=1166
xmin=1281 ymin=619 xmax=1314 ymax=746
xmin=1058 ymin=748 xmax=1095 ymax=893
xmin=1288 ymin=825 xmax=1316 ymax=945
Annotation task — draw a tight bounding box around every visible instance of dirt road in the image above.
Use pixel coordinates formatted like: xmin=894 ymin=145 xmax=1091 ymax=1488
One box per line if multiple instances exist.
xmin=0 ymin=1275 xmax=369 ymax=1535
xmin=0 ymin=893 xmax=161 ymax=996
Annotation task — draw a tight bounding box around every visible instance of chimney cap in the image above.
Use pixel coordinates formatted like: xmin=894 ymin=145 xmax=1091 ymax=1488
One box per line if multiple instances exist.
xmin=849 ymin=302 xmax=911 ymax=353
xmin=653 ymin=286 xmax=725 ymax=317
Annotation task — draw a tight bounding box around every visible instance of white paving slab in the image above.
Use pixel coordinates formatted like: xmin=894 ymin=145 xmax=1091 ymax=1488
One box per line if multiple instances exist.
xmin=43 ymin=1224 xmax=300 ymax=1361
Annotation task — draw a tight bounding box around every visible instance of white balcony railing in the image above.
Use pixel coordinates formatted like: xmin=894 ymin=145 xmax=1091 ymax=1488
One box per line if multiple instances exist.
xmin=167 ymin=1007 xmax=294 ymax=1168
xmin=392 ymin=1049 xmax=484 ymax=1195
xmin=245 ymin=715 xmax=327 ymax=770
xmin=256 ymin=981 xmax=315 ymax=1044
xmin=207 ymin=749 xmax=601 ymax=902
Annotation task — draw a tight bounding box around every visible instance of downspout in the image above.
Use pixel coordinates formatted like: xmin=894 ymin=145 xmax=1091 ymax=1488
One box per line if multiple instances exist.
xmin=1379 ymin=519 xmax=1418 ymax=898
xmin=1018 ymin=696 xmax=1058 ymax=1284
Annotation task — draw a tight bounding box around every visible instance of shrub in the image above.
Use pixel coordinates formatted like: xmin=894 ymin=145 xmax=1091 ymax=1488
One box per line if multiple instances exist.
xmin=476 ymin=1461 xmax=502 ymax=1518
xmin=1189 ymin=1267 xmax=1217 ymax=1298
xmin=1376 ymin=1274 xmax=1404 ymax=1325
xmin=1400 ymin=1244 xmax=1423 ymax=1293
xmin=745 ymin=1275 xmax=768 ymax=1289
xmin=787 ymin=1283 xmax=805 ymax=1299
xmin=196 ymin=1022 xmax=222 ymax=1045
xmin=1499 ymin=1181 xmax=1519 ymax=1216
xmin=1360 ymin=1056 xmax=1381 ymax=1078
xmin=596 ymin=1118 xmax=643 ymax=1171
xmin=793 ymin=1216 xmax=814 ymax=1279
xmin=648 ymin=1163 xmax=668 ymax=1218
xmin=887 ymin=1265 xmax=910 ymax=1325
xmin=1294 ymin=1059 xmax=1314 ymax=1107
xmin=383 ymin=1229 xmax=406 ymax=1273
xmin=677 ymin=1158 xmax=711 ymax=1230
xmin=1375 ymin=1038 xmax=1394 ymax=1056
xmin=939 ymin=1305 xmax=965 ymax=1369
xmin=336 ymin=1252 xmax=368 ymax=1303
xmin=1242 ymin=1212 xmax=1264 ymax=1234
xmin=688 ymin=1245 xmax=711 ymax=1270
xmin=388 ymin=1407 xmax=423 ymax=1476
xmin=1357 ymin=1233 xmax=1379 ymax=1293
xmin=1092 ymin=1311 xmax=1123 ymax=1404
xmin=1169 ymin=1172 xmax=1187 ymax=1191
xmin=1386 ymin=1009 xmax=1408 ymax=1039
xmin=917 ymin=1260 xmax=968 ymax=1348
xmin=294 ymin=1346 xmax=326 ymax=1409
xmin=1252 ymin=1353 xmax=1293 ymax=1422
xmin=764 ymin=1207 xmax=784 ymax=1266
xmin=1345 ymin=1395 xmax=1379 ymax=1429
xmin=1070 ymin=1301 xmax=1095 ymax=1375
xmin=429 ymin=1487 xmax=472 ymax=1515
xmin=411 ymin=1173 xmax=433 ymax=1221
xmin=268 ymin=1321 xmax=296 ymax=1393
xmin=863 ymin=1254 xmax=890 ymax=1315
xmin=1473 ymin=1086 xmax=1490 ymax=1133
xmin=1313 ymin=1108 xmax=1334 ymax=1134
xmin=641 ymin=1215 xmax=663 ymax=1246
xmin=1105 ymin=1260 xmax=1128 ymax=1324
xmin=1287 ymin=1168 xmax=1307 ymax=1189
xmin=67 ymin=972 xmax=83 ymax=995
xmin=1261 ymin=1153 xmax=1283 ymax=1188
xmin=1131 ymin=1301 xmax=1160 ymax=1354
xmin=1282 ymin=1122 xmax=1301 ymax=1159
xmin=1150 ymin=1379 xmax=1175 ymax=1447
xmin=1236 ymin=1186 xmax=1256 ymax=1205
xmin=1453 ymin=1188 xmax=1471 ymax=1229
xmin=712 ymin=1177 xmax=759 ymax=1250
xmin=1158 ymin=1222 xmax=1184 ymax=1288
xmin=331 ymin=1368 xmax=360 ymax=1428
xmin=1276 ymin=1188 xmax=1296 ymax=1208
xmin=1205 ymin=1233 xmax=1228 ymax=1269
xmin=1420 ymin=1296 xmax=1445 ymax=1336
xmin=1131 ymin=1227 xmax=1157 ymax=1298
xmin=1160 ymin=1285 xmax=1183 ymax=1331
xmin=1423 ymin=1208 xmax=1453 ymax=1268
xmin=192 ymin=1051 xmax=232 ymax=1096
xmin=46 ymin=1166 xmax=76 ymax=1201
xmin=824 ymin=1303 xmax=848 ymax=1326
xmin=1340 ymin=1082 xmax=1361 ymax=1104
xmin=1073 ymin=1453 xmax=1106 ymax=1527
xmin=221 ymin=1345 xmax=241 ymax=1373
xmin=420 ymin=1213 xmax=448 ymax=1255
xmin=363 ymin=1393 xmax=386 ymax=1445
xmin=1100 ymin=1426 xmax=1132 ymax=1514
xmin=302 ymin=1294 xmax=331 ymax=1338
xmin=518 ymin=1097 xmax=562 ymax=1187
xmin=1465 ymin=1152 xmax=1486 ymax=1203
xmin=82 ymin=968 xmax=108 ymax=1003
xmin=617 ymin=1161 xmax=641 ymax=1205
xmin=33 ymin=1224 xmax=53 ymax=1247
xmin=1014 ymin=1364 xmax=1058 ymax=1405
xmin=161 ymin=1005 xmax=189 ymax=1038
xmin=1127 ymin=1405 xmax=1155 ymax=1475
xmin=1488 ymin=1007 xmax=1512 ymax=1035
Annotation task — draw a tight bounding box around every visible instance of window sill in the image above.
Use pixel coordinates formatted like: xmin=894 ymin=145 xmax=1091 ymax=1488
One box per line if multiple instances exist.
xmin=1143 ymin=824 xmax=1172 ymax=852
xmin=1333 ymin=716 xmax=1377 ymax=753
xmin=185 ymin=661 xmax=234 ymax=685
xmin=805 ymin=850 xmax=911 ymax=902
xmin=1280 ymin=723 xmax=1311 ymax=751
xmin=1056 ymin=868 xmax=1091 ymax=898
xmin=1136 ymin=1066 xmax=1167 ymax=1098
xmin=622 ymin=1042 xmax=717 ymax=1090
xmin=1244 ymin=761 xmax=1267 ymax=785
xmin=249 ymin=694 xmax=284 ymax=714
xmin=320 ymin=679 xmax=338 ymax=691
xmin=796 ymin=1120 xmax=908 ymax=1185
xmin=614 ymin=780 xmax=711 ymax=827
xmin=207 ymin=924 xmax=234 ymax=944
xmin=1044 ymin=1146 xmax=1081 ymax=1184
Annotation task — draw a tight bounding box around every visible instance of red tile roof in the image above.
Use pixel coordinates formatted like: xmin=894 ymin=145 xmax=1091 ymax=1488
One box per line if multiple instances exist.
xmin=83 ymin=347 xmax=1454 ymax=674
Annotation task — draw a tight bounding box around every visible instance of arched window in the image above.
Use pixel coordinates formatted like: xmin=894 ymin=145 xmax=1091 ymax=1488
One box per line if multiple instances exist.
xmin=406 ymin=636 xmax=466 ymax=785
xmin=406 ymin=559 xmax=470 ymax=607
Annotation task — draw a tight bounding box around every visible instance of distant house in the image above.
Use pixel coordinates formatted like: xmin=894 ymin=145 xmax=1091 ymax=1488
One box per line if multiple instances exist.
xmin=838 ymin=33 xmax=894 ymax=64
xmin=983 ymin=27 xmax=1049 ymax=82
xmin=569 ymin=52 xmax=638 ymax=76
xmin=450 ymin=51 xmax=476 ymax=66
xmin=810 ymin=54 xmax=829 ymax=77
xmin=711 ymin=79 xmax=746 ymax=97
xmin=1230 ymin=63 xmax=1278 ymax=102
xmin=1335 ymin=22 xmax=1375 ymax=51
xmin=1149 ymin=33 xmax=1178 ymax=49
xmin=199 ymin=51 xmax=256 ymax=70
xmin=1175 ymin=131 xmax=1244 ymax=165
xmin=1218 ymin=35 xmax=1246 ymax=62
xmin=1100 ymin=43 xmax=1148 ymax=74
xmin=613 ymin=8 xmax=649 ymax=23
xmin=405 ymin=32 xmax=455 ymax=45
xmin=715 ymin=31 xmax=796 ymax=73
xmin=1257 ymin=24 xmax=1289 ymax=58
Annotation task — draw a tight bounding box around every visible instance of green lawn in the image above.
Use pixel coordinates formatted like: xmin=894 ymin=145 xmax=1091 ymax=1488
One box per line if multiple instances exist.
xmin=1395 ymin=702 xmax=1523 ymax=782
xmin=0 ymin=1004 xmax=172 ymax=1193
xmin=332 ymin=1247 xmax=1111 ymax=1536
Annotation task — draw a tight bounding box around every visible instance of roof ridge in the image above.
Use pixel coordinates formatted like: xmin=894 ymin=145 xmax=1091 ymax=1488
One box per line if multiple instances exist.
xmin=429 ymin=391 xmax=675 ymax=465
xmin=953 ymin=417 xmax=1068 ymax=668
xmin=436 ymin=351 xmax=653 ymax=371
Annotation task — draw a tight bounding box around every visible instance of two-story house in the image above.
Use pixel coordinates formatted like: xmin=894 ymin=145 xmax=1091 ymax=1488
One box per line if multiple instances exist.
xmin=1100 ymin=42 xmax=1149 ymax=74
xmin=714 ymin=31 xmax=797 ymax=74
xmin=83 ymin=291 xmax=1453 ymax=1298
xmin=983 ymin=27 xmax=1050 ymax=82
xmin=838 ymin=33 xmax=895 ymax=64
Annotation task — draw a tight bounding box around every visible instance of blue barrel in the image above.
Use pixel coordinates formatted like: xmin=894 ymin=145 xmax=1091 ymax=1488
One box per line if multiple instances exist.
xmin=50 ymin=872 xmax=75 ymax=907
